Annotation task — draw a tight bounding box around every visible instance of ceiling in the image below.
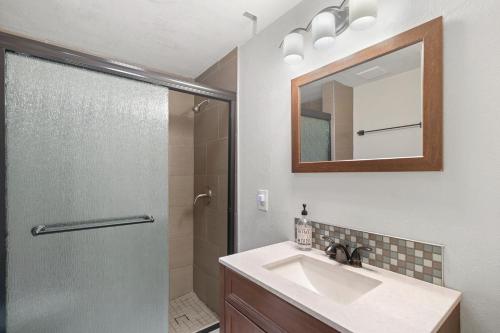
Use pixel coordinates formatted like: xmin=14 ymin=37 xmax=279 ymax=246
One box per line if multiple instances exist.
xmin=0 ymin=0 xmax=302 ymax=78
xmin=301 ymin=42 xmax=423 ymax=103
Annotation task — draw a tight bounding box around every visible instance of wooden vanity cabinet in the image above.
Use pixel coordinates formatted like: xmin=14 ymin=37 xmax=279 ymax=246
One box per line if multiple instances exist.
xmin=220 ymin=265 xmax=340 ymax=333
xmin=219 ymin=264 xmax=460 ymax=333
xmin=225 ymin=302 xmax=265 ymax=333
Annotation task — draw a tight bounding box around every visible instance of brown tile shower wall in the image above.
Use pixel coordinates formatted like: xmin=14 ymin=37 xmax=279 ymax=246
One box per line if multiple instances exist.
xmin=305 ymin=221 xmax=444 ymax=286
xmin=168 ymin=91 xmax=195 ymax=300
xmin=196 ymin=49 xmax=238 ymax=92
xmin=193 ymin=49 xmax=236 ymax=315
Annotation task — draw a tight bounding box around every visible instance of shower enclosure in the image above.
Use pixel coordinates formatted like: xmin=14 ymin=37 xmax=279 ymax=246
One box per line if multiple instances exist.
xmin=168 ymin=91 xmax=231 ymax=333
xmin=0 ymin=31 xmax=236 ymax=333
xmin=5 ymin=52 xmax=170 ymax=333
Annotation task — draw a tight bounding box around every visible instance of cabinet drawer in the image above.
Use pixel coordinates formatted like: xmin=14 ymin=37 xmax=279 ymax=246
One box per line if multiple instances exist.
xmin=221 ymin=265 xmax=339 ymax=333
xmin=225 ymin=302 xmax=265 ymax=333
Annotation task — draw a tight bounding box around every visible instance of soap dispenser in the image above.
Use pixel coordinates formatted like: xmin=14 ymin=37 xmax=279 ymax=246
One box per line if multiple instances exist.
xmin=296 ymin=204 xmax=312 ymax=251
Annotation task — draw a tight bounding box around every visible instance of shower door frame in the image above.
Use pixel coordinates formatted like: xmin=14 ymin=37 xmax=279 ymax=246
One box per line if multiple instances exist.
xmin=0 ymin=30 xmax=238 ymax=332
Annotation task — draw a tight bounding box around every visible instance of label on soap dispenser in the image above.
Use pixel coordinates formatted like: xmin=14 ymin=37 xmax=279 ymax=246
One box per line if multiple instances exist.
xmin=296 ymin=223 xmax=312 ymax=249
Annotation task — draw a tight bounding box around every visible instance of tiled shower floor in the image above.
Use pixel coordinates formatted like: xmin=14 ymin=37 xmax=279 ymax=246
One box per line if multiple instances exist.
xmin=169 ymin=292 xmax=219 ymax=333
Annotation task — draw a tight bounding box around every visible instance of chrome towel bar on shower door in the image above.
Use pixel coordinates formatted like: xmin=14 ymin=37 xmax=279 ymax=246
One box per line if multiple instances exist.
xmin=31 ymin=215 xmax=155 ymax=236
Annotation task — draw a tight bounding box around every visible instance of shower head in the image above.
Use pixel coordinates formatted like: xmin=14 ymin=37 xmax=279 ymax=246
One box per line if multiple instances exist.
xmin=192 ymin=99 xmax=210 ymax=113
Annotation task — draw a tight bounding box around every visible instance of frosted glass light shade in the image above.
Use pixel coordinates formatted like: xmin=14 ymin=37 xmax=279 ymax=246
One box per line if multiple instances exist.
xmin=349 ymin=0 xmax=378 ymax=30
xmin=283 ymin=32 xmax=304 ymax=64
xmin=312 ymin=11 xmax=336 ymax=49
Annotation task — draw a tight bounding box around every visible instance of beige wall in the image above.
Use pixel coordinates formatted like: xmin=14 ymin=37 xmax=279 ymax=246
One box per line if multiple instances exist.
xmin=302 ymin=99 xmax=322 ymax=112
xmin=322 ymin=81 xmax=354 ymax=160
xmin=196 ymin=49 xmax=237 ymax=92
xmin=353 ymin=68 xmax=422 ymax=159
xmin=193 ymin=48 xmax=236 ymax=315
xmin=168 ymin=91 xmax=194 ymax=300
xmin=332 ymin=82 xmax=353 ymax=160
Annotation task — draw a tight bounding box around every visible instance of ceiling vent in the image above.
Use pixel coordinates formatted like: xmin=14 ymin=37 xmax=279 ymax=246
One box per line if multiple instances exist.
xmin=356 ymin=66 xmax=388 ymax=80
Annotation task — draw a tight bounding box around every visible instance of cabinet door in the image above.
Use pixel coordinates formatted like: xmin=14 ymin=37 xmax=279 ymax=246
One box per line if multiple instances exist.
xmin=225 ymin=302 xmax=264 ymax=333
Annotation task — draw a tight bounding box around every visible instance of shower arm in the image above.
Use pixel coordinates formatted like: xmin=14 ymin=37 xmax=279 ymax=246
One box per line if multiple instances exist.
xmin=193 ymin=99 xmax=210 ymax=112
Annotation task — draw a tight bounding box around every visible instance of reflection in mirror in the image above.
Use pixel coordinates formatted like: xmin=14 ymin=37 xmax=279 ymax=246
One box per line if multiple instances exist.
xmin=300 ymin=42 xmax=423 ymax=162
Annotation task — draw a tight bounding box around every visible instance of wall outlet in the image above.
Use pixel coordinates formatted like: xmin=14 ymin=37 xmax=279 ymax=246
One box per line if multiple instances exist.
xmin=257 ymin=189 xmax=269 ymax=212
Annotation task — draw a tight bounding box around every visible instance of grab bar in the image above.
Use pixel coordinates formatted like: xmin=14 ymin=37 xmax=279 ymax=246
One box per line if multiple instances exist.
xmin=31 ymin=215 xmax=155 ymax=236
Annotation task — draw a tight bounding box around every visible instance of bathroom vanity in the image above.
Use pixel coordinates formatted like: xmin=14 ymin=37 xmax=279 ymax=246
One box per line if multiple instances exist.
xmin=219 ymin=242 xmax=461 ymax=333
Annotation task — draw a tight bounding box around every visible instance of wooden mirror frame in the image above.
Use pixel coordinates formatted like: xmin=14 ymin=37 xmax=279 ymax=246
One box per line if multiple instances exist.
xmin=291 ymin=17 xmax=443 ymax=173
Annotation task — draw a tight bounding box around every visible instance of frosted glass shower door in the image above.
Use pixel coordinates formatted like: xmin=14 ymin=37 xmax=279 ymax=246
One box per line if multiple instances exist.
xmin=5 ymin=53 xmax=169 ymax=333
xmin=300 ymin=115 xmax=331 ymax=162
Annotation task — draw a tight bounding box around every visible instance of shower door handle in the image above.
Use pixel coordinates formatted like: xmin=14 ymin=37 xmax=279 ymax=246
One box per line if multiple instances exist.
xmin=193 ymin=188 xmax=213 ymax=206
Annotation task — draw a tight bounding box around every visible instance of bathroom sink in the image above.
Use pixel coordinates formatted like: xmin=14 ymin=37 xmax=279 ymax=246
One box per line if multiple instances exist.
xmin=264 ymin=255 xmax=381 ymax=305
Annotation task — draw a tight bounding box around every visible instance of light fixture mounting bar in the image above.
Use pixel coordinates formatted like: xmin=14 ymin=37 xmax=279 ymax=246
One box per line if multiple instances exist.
xmin=278 ymin=0 xmax=349 ymax=48
xmin=280 ymin=0 xmax=378 ymax=63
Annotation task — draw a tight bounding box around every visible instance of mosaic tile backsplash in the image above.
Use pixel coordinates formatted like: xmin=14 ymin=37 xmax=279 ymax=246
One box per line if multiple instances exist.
xmin=296 ymin=219 xmax=444 ymax=286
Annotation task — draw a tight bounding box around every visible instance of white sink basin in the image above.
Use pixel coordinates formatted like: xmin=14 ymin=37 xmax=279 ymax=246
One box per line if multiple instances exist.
xmin=264 ymin=254 xmax=381 ymax=305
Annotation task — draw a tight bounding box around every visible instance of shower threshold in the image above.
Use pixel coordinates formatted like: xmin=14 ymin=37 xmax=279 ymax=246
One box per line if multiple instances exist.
xmin=169 ymin=292 xmax=219 ymax=333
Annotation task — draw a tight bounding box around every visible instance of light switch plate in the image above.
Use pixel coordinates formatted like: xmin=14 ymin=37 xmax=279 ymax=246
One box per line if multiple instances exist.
xmin=257 ymin=189 xmax=269 ymax=212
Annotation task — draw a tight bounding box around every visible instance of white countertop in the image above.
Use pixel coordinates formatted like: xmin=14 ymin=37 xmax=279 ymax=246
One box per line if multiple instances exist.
xmin=219 ymin=241 xmax=461 ymax=333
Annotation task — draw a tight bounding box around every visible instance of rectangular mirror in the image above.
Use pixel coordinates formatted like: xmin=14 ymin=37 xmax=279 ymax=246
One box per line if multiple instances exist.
xmin=292 ymin=18 xmax=442 ymax=172
xmin=300 ymin=42 xmax=423 ymax=162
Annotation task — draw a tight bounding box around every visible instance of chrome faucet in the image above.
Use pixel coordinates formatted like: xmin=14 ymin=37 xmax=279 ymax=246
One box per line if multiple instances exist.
xmin=323 ymin=236 xmax=372 ymax=267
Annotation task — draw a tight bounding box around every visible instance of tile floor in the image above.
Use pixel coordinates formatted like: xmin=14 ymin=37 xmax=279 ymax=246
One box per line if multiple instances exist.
xmin=169 ymin=292 xmax=219 ymax=333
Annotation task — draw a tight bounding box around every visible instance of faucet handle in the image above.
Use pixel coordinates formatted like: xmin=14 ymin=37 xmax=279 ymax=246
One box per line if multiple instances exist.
xmin=322 ymin=236 xmax=337 ymax=258
xmin=349 ymin=247 xmax=373 ymax=267
xmin=322 ymin=236 xmax=351 ymax=262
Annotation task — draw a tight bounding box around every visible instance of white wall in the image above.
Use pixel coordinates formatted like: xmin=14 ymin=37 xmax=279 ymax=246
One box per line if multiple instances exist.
xmin=237 ymin=0 xmax=500 ymax=332
xmin=353 ymin=68 xmax=423 ymax=159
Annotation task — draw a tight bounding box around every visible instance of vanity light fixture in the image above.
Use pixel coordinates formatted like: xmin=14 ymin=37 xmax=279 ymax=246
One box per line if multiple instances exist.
xmin=283 ymin=31 xmax=305 ymax=64
xmin=312 ymin=11 xmax=337 ymax=49
xmin=349 ymin=0 xmax=378 ymax=30
xmin=280 ymin=0 xmax=378 ymax=63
